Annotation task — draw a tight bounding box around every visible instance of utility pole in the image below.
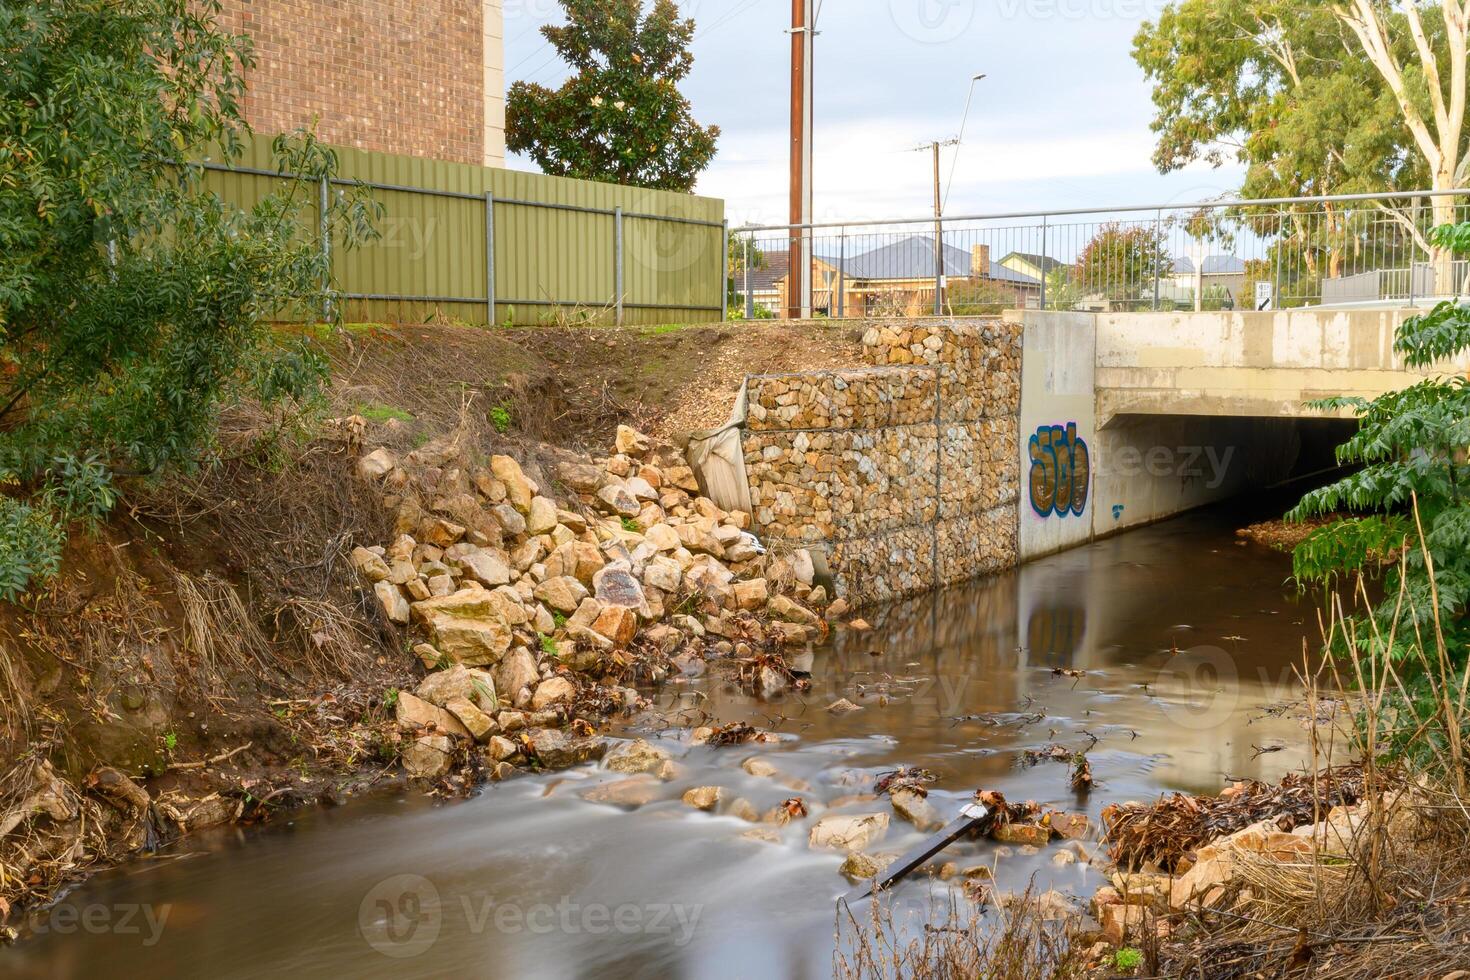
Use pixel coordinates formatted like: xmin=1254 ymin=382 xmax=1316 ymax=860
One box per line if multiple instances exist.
xmin=787 ymin=0 xmax=813 ymax=320
xmin=915 ymin=138 xmax=958 ymax=316
xmin=931 ymin=141 xmax=942 ymax=315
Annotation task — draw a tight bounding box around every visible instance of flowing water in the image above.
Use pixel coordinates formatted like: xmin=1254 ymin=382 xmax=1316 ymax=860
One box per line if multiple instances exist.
xmin=10 ymin=502 xmax=1323 ymax=979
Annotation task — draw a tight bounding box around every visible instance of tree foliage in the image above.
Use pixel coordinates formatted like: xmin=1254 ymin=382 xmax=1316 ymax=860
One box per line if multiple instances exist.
xmin=1290 ymin=222 xmax=1470 ymax=667
xmin=1074 ymin=223 xmax=1170 ymax=306
xmin=1134 ymin=0 xmax=1468 ymax=198
xmin=506 ymin=0 xmax=720 ymax=192
xmin=0 ymin=0 xmax=378 ymax=600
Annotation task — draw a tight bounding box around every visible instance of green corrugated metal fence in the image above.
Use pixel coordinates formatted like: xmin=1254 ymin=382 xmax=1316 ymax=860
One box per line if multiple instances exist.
xmin=201 ymin=138 xmax=727 ymax=327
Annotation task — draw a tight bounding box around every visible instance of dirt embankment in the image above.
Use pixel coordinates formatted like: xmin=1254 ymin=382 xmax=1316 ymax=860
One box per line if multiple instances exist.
xmin=327 ymin=319 xmax=863 ymax=448
xmin=0 ymin=319 xmax=858 ymax=929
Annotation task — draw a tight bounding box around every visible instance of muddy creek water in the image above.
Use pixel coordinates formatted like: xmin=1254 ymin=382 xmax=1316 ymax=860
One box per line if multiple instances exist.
xmin=11 ymin=503 xmax=1323 ymax=979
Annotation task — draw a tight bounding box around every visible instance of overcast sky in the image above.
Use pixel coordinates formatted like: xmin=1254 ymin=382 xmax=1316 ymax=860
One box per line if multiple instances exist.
xmin=503 ymin=0 xmax=1246 ymax=226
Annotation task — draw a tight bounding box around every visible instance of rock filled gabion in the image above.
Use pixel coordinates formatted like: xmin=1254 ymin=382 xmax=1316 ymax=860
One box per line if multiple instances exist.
xmin=743 ymin=317 xmax=1022 ymax=606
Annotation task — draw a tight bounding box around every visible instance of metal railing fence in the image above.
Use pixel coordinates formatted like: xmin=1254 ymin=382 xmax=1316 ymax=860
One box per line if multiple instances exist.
xmin=729 ymin=189 xmax=1470 ymax=319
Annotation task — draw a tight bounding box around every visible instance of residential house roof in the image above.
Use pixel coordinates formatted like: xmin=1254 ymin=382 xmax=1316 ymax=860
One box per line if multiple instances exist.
xmin=836 ymin=236 xmax=1040 ymax=285
xmin=1171 ymin=254 xmax=1247 ymax=275
xmin=740 ymin=250 xmax=789 ymax=292
xmin=1000 ymin=251 xmax=1065 ymax=275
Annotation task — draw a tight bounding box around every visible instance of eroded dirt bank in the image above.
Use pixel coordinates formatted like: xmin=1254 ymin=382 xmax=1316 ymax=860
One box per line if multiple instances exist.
xmin=0 ymin=320 xmax=861 ymax=928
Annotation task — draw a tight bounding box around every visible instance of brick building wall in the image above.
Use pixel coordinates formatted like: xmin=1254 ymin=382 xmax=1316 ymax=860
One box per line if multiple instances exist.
xmin=218 ymin=0 xmax=505 ymax=167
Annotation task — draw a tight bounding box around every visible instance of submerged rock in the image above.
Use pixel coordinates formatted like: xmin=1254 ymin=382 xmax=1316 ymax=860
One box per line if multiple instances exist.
xmin=808 ymin=813 xmax=889 ymax=853
xmin=524 ymin=728 xmax=606 ymax=770
xmin=603 ymin=738 xmax=672 ymax=775
xmin=681 ymin=786 xmax=723 ymax=811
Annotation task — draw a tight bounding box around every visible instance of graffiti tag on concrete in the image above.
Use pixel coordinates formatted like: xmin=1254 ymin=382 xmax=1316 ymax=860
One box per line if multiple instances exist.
xmin=1028 ymin=422 xmax=1090 ymax=518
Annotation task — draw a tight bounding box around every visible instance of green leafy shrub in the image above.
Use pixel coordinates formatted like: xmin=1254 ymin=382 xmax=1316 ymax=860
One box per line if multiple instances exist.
xmin=1290 ymin=221 xmax=1470 ymax=735
xmin=1112 ymin=946 xmax=1143 ymax=972
xmin=0 ymin=499 xmax=65 ymax=602
xmin=0 ymin=0 xmax=380 ymax=599
xmin=489 ymin=405 xmax=513 ymax=434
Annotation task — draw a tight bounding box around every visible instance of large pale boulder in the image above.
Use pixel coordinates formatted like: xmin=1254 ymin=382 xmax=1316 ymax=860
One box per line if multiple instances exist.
xmin=890 ymin=788 xmax=944 ymax=832
xmin=808 ymin=813 xmax=890 ymax=852
xmin=491 ymin=503 xmax=526 ymax=537
xmin=595 ymin=484 xmax=641 ymax=518
xmin=593 ymin=562 xmax=646 ymax=614
xmin=491 ymin=455 xmax=535 ymax=513
xmin=410 ymin=588 xmax=493 ymax=623
xmin=544 ymin=541 xmax=605 ymax=585
xmin=414 ymin=665 xmax=492 ymax=708
xmin=525 ymin=728 xmax=606 ymax=769
xmin=624 ymin=476 xmax=657 ymax=502
xmin=459 ymin=549 xmax=511 ymax=587
xmin=526 ymin=496 xmax=559 ymax=535
xmin=615 ymin=424 xmax=651 ymax=457
xmin=492 ymin=647 xmax=539 ymax=701
xmin=770 ymin=594 xmax=819 ymax=626
xmin=402 ymin=734 xmax=455 ymax=779
xmin=357 ymin=448 xmax=397 ymax=480
xmin=396 ymin=691 xmax=471 ymax=738
xmin=374 ymin=581 xmax=410 ymax=624
xmin=534 ymin=575 xmax=589 ymax=613
xmin=531 ymin=675 xmax=576 ymax=710
xmin=428 ymin=616 xmax=511 ymax=667
xmin=644 ymin=523 xmax=680 ymax=552
xmin=642 ymin=556 xmax=682 ymax=593
xmin=733 ymin=578 xmax=769 ymax=611
xmin=351 ymin=547 xmax=391 ymax=582
xmin=557 ymin=461 xmax=606 ymax=492
xmin=603 ymin=738 xmax=671 ymax=775
xmin=444 ymin=696 xmax=496 ymax=741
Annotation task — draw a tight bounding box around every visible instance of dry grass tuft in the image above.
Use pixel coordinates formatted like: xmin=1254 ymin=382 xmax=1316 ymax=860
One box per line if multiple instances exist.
xmin=833 ymin=887 xmax=1086 ymax=980
xmin=172 ymin=569 xmax=275 ymax=701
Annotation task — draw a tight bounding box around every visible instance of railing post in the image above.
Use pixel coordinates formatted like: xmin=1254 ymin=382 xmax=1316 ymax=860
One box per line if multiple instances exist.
xmin=743 ymin=236 xmax=753 ymax=319
xmin=614 ymin=205 xmax=624 ymax=326
xmin=1407 ymin=198 xmax=1418 ymax=307
xmin=721 ymin=218 xmax=729 ymax=322
xmin=485 ymin=191 xmax=496 ymax=326
xmin=1152 ymin=208 xmax=1162 ymax=311
xmin=933 ymin=216 xmax=944 ymax=316
xmin=1039 ymin=215 xmax=1048 ymax=310
xmin=1272 ymin=207 xmax=1282 ymax=310
xmin=319 ymin=176 xmax=333 ymax=321
xmin=836 ymin=228 xmax=846 ymax=319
